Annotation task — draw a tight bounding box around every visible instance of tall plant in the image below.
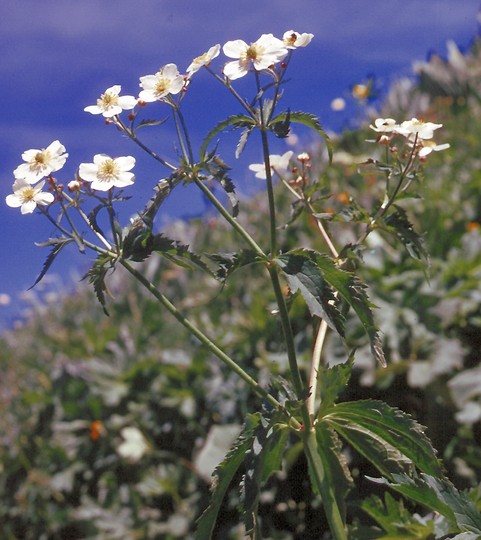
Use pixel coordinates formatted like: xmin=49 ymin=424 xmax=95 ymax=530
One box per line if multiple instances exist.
xmin=6 ymin=31 xmax=479 ymax=538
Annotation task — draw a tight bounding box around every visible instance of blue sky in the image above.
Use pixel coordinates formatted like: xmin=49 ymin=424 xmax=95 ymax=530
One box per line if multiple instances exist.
xmin=1 ymin=0 xmax=480 ymax=329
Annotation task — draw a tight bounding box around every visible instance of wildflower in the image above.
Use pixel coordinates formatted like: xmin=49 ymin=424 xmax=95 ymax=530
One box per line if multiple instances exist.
xmin=139 ymin=64 xmax=185 ymax=102
xmin=398 ymin=118 xmax=442 ymax=140
xmin=84 ymin=85 xmax=137 ymax=118
xmin=117 ymin=426 xmax=149 ymax=462
xmin=418 ymin=140 xmax=450 ymax=157
xmin=6 ymin=178 xmax=54 ymax=214
xmin=14 ymin=140 xmax=68 ymax=184
xmin=223 ymin=34 xmax=287 ymax=80
xmin=282 ymin=31 xmax=314 ymax=49
xmin=249 ymin=151 xmax=293 ymax=179
xmin=79 ymin=154 xmax=135 ymax=191
xmin=369 ymin=118 xmax=399 ymax=134
xmin=187 ymin=44 xmax=221 ymax=77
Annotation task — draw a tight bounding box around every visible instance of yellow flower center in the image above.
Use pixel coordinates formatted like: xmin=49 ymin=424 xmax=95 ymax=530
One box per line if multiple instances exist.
xmin=30 ymin=150 xmax=51 ymax=172
xmin=97 ymin=159 xmax=119 ymax=182
xmin=245 ymin=44 xmax=263 ymax=62
xmin=154 ymin=78 xmax=170 ymax=96
xmin=99 ymin=92 xmax=119 ymax=109
xmin=19 ymin=186 xmax=36 ymax=203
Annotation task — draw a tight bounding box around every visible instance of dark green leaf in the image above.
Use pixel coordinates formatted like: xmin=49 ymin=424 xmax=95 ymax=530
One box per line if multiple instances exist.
xmin=31 ymin=237 xmax=74 ymax=289
xmin=81 ymin=254 xmax=114 ymax=315
xmin=269 ymin=111 xmax=332 ymax=162
xmin=134 ymin=117 xmax=168 ymax=131
xmin=324 ymin=400 xmax=444 ymax=478
xmin=207 ymin=250 xmax=262 ymax=282
xmin=384 ymin=205 xmax=428 ymax=262
xmin=200 ymin=114 xmax=255 ymax=158
xmin=314 ymin=423 xmax=354 ymax=518
xmin=318 ymin=353 xmax=354 ymax=416
xmin=276 ymin=252 xmax=345 ymax=336
xmin=236 ymin=126 xmax=254 ymax=158
xmin=195 ymin=413 xmax=261 ymax=540
xmin=278 ymin=249 xmax=385 ymax=366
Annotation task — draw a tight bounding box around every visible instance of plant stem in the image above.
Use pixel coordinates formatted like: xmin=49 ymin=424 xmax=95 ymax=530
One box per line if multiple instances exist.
xmin=119 ymin=258 xmax=282 ymax=411
xmin=303 ymin=429 xmax=347 ymax=540
xmin=191 ymin=175 xmax=267 ymax=258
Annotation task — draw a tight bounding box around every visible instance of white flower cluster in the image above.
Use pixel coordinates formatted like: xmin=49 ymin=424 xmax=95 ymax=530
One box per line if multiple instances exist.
xmin=370 ymin=117 xmax=450 ymax=157
xmin=6 ymin=140 xmax=68 ymax=214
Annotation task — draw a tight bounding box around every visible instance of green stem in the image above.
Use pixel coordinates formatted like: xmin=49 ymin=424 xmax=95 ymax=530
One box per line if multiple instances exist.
xmin=268 ymin=266 xmax=305 ymax=400
xmin=303 ymin=429 xmax=347 ymax=540
xmin=191 ymin=175 xmax=267 ymax=258
xmin=119 ymin=258 xmax=281 ymax=410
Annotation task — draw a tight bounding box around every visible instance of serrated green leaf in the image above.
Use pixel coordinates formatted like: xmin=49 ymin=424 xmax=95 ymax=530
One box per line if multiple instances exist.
xmin=324 ymin=400 xmax=444 ymax=478
xmin=207 ymin=250 xmax=262 ymax=282
xmin=278 ymin=249 xmax=385 ymax=366
xmin=81 ymin=254 xmax=114 ymax=315
xmin=276 ymin=252 xmax=345 ymax=336
xmin=152 ymin=235 xmax=215 ymax=277
xmin=384 ymin=205 xmax=428 ymax=262
xmin=269 ymin=111 xmax=332 ymax=162
xmin=236 ymin=126 xmax=254 ymax=158
xmin=314 ymin=423 xmax=354 ymax=518
xmin=357 ymin=492 xmax=437 ymax=538
xmin=195 ymin=413 xmax=261 ymax=540
xmin=372 ymin=474 xmax=458 ymax=527
xmin=200 ymin=114 xmax=255 ymax=158
xmin=318 ymin=353 xmax=354 ymax=416
xmin=31 ymin=237 xmax=74 ymax=289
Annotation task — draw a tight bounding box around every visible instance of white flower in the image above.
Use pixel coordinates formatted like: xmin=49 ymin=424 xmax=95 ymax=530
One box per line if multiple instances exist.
xmin=223 ymin=34 xmax=288 ymax=80
xmin=117 ymin=427 xmax=149 ymax=462
xmin=418 ymin=140 xmax=451 ymax=157
xmin=187 ymin=44 xmax=221 ymax=77
xmin=14 ymin=140 xmax=68 ymax=184
xmin=6 ymin=178 xmax=54 ymax=214
xmin=84 ymin=85 xmax=137 ymax=118
xmin=79 ymin=154 xmax=135 ymax=191
xmin=398 ymin=118 xmax=443 ymax=140
xmin=249 ymin=151 xmax=293 ymax=179
xmin=369 ymin=118 xmax=399 ymax=133
xmin=139 ymin=64 xmax=185 ymax=102
xmin=282 ymin=31 xmax=314 ymax=49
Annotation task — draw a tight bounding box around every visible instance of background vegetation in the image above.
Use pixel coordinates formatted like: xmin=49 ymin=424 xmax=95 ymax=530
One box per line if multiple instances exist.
xmin=1 ymin=37 xmax=481 ymax=539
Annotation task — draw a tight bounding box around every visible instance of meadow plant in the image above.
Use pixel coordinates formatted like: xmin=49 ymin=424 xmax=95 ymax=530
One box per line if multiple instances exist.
xmin=7 ymin=30 xmax=480 ymax=539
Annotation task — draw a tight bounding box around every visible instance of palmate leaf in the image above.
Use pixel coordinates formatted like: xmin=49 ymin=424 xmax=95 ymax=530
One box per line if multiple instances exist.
xmin=323 ymin=400 xmax=444 ymax=478
xmin=269 ymin=111 xmax=332 ymax=162
xmin=277 ymin=249 xmax=386 ymax=366
xmin=200 ymin=114 xmax=256 ymax=158
xmin=31 ymin=236 xmax=74 ymax=288
xmin=195 ymin=413 xmax=261 ymax=540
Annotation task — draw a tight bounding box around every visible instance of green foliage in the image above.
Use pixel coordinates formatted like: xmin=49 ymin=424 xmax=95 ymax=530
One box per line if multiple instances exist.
xmin=3 ymin=34 xmax=481 ymax=539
